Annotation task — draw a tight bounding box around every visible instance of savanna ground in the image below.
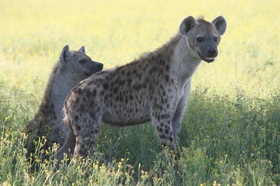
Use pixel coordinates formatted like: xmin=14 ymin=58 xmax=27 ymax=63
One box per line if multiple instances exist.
xmin=0 ymin=0 xmax=279 ymax=185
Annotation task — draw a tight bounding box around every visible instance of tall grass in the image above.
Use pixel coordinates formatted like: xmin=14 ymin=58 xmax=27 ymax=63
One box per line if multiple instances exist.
xmin=0 ymin=0 xmax=279 ymax=185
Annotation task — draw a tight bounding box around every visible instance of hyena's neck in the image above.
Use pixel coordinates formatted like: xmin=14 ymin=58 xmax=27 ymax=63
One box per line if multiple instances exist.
xmin=46 ymin=67 xmax=77 ymax=121
xmin=172 ymin=35 xmax=201 ymax=85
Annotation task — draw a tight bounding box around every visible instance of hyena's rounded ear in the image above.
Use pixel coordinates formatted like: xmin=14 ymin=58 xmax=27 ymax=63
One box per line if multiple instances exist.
xmin=78 ymin=46 xmax=86 ymax=54
xmin=212 ymin=16 xmax=227 ymax=36
xmin=179 ymin=16 xmax=196 ymax=36
xmin=60 ymin=45 xmax=71 ymax=65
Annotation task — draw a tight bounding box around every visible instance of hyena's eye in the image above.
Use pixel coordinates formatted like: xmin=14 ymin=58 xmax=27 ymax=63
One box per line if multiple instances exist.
xmin=79 ymin=59 xmax=87 ymax=64
xmin=213 ymin=36 xmax=218 ymax=42
xmin=196 ymin=37 xmax=203 ymax=43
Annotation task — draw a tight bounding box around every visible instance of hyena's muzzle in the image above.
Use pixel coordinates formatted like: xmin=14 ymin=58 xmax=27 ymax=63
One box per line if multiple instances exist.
xmin=197 ymin=40 xmax=219 ymax=63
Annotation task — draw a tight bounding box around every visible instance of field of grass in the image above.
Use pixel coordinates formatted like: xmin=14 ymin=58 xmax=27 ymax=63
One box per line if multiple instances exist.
xmin=0 ymin=0 xmax=279 ymax=185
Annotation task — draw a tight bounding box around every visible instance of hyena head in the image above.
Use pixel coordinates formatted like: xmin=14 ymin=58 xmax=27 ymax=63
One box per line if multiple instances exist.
xmin=179 ymin=16 xmax=227 ymax=63
xmin=59 ymin=45 xmax=103 ymax=79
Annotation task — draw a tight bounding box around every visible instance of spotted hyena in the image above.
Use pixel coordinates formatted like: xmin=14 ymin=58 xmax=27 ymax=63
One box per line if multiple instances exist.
xmin=26 ymin=45 xmax=103 ymax=156
xmin=56 ymin=16 xmax=227 ymax=161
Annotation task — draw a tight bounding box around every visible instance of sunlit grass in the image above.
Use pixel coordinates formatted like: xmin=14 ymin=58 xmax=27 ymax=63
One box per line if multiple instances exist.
xmin=1 ymin=0 xmax=279 ymax=99
xmin=0 ymin=0 xmax=280 ymax=185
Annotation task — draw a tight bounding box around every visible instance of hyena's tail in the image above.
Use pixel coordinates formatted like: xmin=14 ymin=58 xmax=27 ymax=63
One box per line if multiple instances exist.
xmin=55 ymin=111 xmax=75 ymax=165
xmin=55 ymin=126 xmax=75 ymax=165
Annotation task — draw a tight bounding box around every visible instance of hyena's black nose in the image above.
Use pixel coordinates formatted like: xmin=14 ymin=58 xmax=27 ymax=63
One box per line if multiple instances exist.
xmin=97 ymin=63 xmax=103 ymax=69
xmin=207 ymin=48 xmax=217 ymax=57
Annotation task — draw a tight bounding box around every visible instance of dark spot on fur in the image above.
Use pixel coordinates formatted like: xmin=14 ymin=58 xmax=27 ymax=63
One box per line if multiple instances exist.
xmin=115 ymin=95 xmax=119 ymax=101
xmin=154 ymin=97 xmax=158 ymax=103
xmin=74 ymin=115 xmax=79 ymax=122
xmin=92 ymin=90 xmax=96 ymax=97
xmin=142 ymin=83 xmax=147 ymax=89
xmin=103 ymin=83 xmax=109 ymax=90
xmin=165 ymin=64 xmax=170 ymax=71
xmin=133 ymin=84 xmax=142 ymax=91
xmin=157 ymin=126 xmax=163 ymax=132
xmin=113 ymin=87 xmax=119 ymax=93
xmin=80 ymin=104 xmax=85 ymax=112
xmin=159 ymin=59 xmax=165 ymax=66
xmin=118 ymin=80 xmax=125 ymax=86
xmin=108 ymin=93 xmax=112 ymax=98
xmin=160 ymin=134 xmax=166 ymax=139
xmin=145 ymin=77 xmax=149 ymax=83
xmin=99 ymin=90 xmax=104 ymax=96
xmin=105 ymin=75 xmax=111 ymax=81
xmin=119 ymin=95 xmax=124 ymax=102
xmin=105 ymin=95 xmax=108 ymax=100
xmin=86 ymin=90 xmax=91 ymax=99
xmin=77 ymin=125 xmax=81 ymax=131
xmin=165 ymin=75 xmax=169 ymax=82
xmin=82 ymin=96 xmax=87 ymax=102
xmin=77 ymin=88 xmax=83 ymax=95
xmin=89 ymin=101 xmax=95 ymax=107
xmin=162 ymin=91 xmax=166 ymax=97
xmin=127 ymin=79 xmax=132 ymax=86
xmin=149 ymin=68 xmax=155 ymax=75
xmin=90 ymin=111 xmax=95 ymax=119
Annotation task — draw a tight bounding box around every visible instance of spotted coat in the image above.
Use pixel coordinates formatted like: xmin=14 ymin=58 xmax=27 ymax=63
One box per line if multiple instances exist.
xmin=57 ymin=16 xmax=227 ymax=161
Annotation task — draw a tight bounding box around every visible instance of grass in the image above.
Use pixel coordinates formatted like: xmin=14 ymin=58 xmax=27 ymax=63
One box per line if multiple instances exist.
xmin=0 ymin=0 xmax=280 ymax=185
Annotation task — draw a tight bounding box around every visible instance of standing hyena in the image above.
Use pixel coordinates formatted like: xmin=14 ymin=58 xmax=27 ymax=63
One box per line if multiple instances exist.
xmin=26 ymin=45 xmax=103 ymax=156
xmin=57 ymin=16 xmax=227 ymax=161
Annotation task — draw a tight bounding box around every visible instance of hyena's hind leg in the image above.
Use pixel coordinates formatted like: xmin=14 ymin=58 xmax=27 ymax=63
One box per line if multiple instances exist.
xmin=71 ymin=108 xmax=102 ymax=158
xmin=56 ymin=109 xmax=102 ymax=162
xmin=56 ymin=85 xmax=103 ymax=162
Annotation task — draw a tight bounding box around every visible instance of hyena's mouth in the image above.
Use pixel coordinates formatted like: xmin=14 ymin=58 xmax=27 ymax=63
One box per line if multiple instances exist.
xmin=84 ymin=72 xmax=92 ymax=76
xmin=84 ymin=71 xmax=100 ymax=76
xmin=84 ymin=67 xmax=103 ymax=77
xmin=197 ymin=52 xmax=215 ymax=63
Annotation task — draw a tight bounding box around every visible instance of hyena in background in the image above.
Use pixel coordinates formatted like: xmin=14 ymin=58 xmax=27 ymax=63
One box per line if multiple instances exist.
xmin=57 ymin=16 xmax=227 ymax=161
xmin=26 ymin=45 xmax=103 ymax=156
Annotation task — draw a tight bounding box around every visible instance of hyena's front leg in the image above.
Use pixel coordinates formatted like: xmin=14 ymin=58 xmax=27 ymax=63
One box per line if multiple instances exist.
xmin=172 ymin=82 xmax=191 ymax=141
xmin=151 ymin=112 xmax=175 ymax=150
